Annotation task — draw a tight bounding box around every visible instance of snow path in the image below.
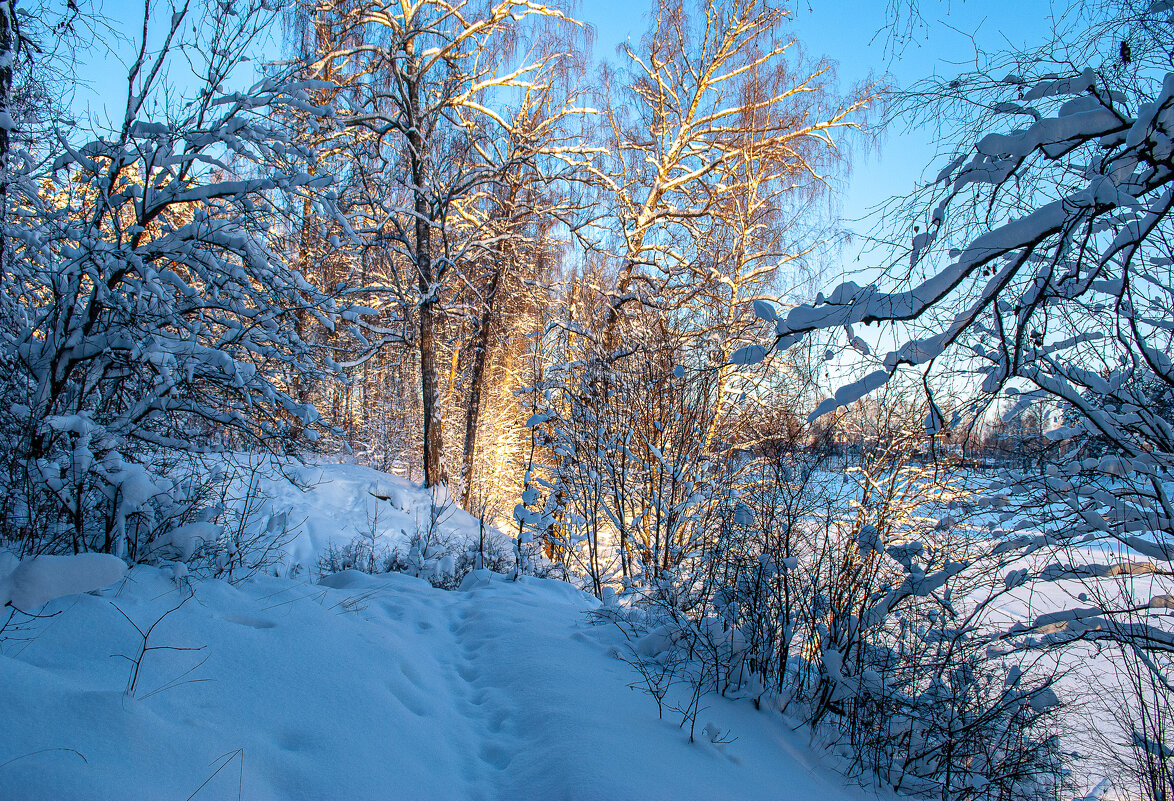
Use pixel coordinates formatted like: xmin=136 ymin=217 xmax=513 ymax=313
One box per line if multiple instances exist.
xmin=0 ymin=566 xmax=876 ymax=801
xmin=448 ymin=590 xmax=523 ymax=794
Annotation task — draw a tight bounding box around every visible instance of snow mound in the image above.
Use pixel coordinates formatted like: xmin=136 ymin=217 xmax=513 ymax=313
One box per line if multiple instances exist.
xmin=179 ymin=456 xmax=511 ymax=579
xmin=0 ymin=553 xmax=127 ymax=610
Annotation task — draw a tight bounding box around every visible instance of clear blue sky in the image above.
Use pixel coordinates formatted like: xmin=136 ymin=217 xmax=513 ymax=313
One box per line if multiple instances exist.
xmin=75 ymin=0 xmax=1061 ymax=244
xmin=579 ymin=0 xmax=1060 ymax=243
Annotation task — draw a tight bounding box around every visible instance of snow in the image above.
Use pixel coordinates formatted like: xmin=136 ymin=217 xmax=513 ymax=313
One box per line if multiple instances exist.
xmin=181 ymin=456 xmax=508 ymax=578
xmin=0 ymin=564 xmax=877 ymax=801
xmin=0 ymin=554 xmax=127 ymax=611
xmin=0 ymin=464 xmax=883 ymax=801
xmin=149 ymin=522 xmax=221 ymax=561
xmin=752 ymin=299 xmax=777 ymax=322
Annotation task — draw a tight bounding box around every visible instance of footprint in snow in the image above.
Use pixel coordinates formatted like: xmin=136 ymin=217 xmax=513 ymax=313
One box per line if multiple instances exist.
xmin=224 ymin=615 xmax=276 ymax=629
xmin=479 ymin=743 xmax=513 ymax=770
xmin=400 ymin=661 xmax=424 ymax=688
xmin=486 ymin=709 xmax=508 ymax=734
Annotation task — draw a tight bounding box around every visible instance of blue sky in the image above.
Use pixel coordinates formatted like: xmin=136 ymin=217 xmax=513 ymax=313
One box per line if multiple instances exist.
xmin=75 ymin=0 xmax=1061 ymax=243
xmin=578 ymin=0 xmax=1061 ymax=240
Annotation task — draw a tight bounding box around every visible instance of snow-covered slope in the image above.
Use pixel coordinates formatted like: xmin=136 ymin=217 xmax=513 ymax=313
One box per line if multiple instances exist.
xmin=0 ymin=562 xmax=875 ymax=801
xmin=184 ymin=457 xmax=501 ymax=578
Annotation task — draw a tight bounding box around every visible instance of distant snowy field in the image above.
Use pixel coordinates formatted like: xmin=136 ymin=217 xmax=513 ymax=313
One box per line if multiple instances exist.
xmin=0 ymin=461 xmax=883 ymax=801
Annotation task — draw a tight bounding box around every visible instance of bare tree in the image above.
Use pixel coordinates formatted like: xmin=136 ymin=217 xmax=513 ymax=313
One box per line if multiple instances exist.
xmin=522 ymin=0 xmax=873 ymax=592
xmin=312 ymin=0 xmax=582 ymax=488
xmin=598 ymin=0 xmax=870 ymax=355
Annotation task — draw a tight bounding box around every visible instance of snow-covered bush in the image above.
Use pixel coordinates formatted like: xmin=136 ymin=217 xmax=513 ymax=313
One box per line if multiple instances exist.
xmin=520 ymin=333 xmax=733 ymax=598
xmin=713 ymin=2 xmax=1174 ymax=795
xmin=319 ymin=496 xmax=551 ymax=590
xmin=0 ymin=0 xmax=340 ymax=560
xmin=595 ymin=395 xmax=1069 ymax=798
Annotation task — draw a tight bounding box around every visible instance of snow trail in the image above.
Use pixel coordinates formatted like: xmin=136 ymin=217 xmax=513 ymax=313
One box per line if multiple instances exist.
xmin=0 ymin=566 xmax=875 ymax=801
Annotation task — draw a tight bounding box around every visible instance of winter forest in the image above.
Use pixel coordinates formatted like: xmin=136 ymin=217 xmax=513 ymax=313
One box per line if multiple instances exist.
xmin=1 ymin=0 xmax=1173 ymax=798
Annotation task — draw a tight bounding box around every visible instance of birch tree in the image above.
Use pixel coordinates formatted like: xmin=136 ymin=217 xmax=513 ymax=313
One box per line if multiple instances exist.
xmin=319 ymin=0 xmax=580 ymax=488
xmin=523 ymin=0 xmax=872 ymax=586
xmin=599 ymin=0 xmax=869 ymax=354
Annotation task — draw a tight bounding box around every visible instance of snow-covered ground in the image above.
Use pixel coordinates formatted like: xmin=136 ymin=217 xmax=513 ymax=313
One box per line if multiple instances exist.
xmin=0 ymin=463 xmax=882 ymax=801
xmin=162 ymin=456 xmax=501 ymax=579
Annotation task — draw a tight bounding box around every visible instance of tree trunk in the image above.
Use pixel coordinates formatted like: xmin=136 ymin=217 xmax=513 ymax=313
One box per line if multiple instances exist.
xmin=0 ymin=0 xmax=14 ymax=166
xmin=407 ymin=50 xmax=447 ymax=488
xmin=460 ymin=265 xmax=501 ymax=508
xmin=0 ymin=0 xmax=16 ymax=279
xmin=419 ymin=296 xmax=447 ymax=487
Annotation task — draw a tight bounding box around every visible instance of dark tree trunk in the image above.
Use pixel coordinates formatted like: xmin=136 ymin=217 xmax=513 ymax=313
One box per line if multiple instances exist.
xmin=0 ymin=0 xmax=17 ymax=279
xmin=419 ymin=290 xmax=447 ymax=487
xmin=406 ymin=50 xmax=446 ymax=488
xmin=460 ymin=265 xmax=501 ymax=508
xmin=0 ymin=0 xmax=14 ymax=166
